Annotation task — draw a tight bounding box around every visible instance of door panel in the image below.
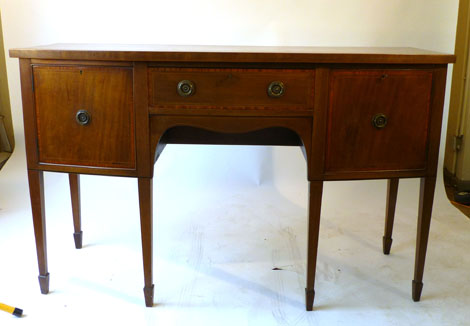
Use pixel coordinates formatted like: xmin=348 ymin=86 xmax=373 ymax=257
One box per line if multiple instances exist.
xmin=33 ymin=66 xmax=135 ymax=169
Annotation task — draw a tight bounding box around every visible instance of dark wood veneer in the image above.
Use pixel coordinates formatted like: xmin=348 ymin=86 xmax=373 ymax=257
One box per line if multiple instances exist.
xmin=33 ymin=65 xmax=136 ymax=169
xmin=10 ymin=45 xmax=454 ymax=310
xmin=326 ymin=69 xmax=433 ymax=173
xmin=10 ymin=44 xmax=455 ymax=64
xmin=149 ymin=67 xmax=314 ymax=111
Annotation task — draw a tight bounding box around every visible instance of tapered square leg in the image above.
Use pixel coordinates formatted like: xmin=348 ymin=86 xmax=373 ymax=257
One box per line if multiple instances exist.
xmin=69 ymin=173 xmax=83 ymax=249
xmin=412 ymin=176 xmax=436 ymax=302
xmin=138 ymin=177 xmax=154 ymax=307
xmin=28 ymin=170 xmax=50 ymax=294
xmin=306 ymin=181 xmax=323 ymax=311
xmin=383 ymin=178 xmax=399 ymax=255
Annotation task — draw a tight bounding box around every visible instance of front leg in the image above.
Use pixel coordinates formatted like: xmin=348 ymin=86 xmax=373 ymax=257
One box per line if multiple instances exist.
xmin=27 ymin=169 xmax=49 ymax=294
xmin=412 ymin=176 xmax=436 ymax=301
xmin=305 ymin=181 xmax=324 ymax=311
xmin=138 ymin=177 xmax=154 ymax=307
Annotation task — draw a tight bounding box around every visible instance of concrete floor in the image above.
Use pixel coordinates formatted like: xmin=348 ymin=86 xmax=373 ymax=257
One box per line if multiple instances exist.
xmin=1 ymin=145 xmax=470 ymax=326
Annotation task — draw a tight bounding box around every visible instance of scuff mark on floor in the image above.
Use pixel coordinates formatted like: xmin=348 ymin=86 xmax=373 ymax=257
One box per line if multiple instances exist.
xmin=177 ymin=223 xmax=204 ymax=307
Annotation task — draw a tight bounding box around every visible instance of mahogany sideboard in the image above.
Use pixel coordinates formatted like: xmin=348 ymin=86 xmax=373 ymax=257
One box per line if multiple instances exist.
xmin=9 ymin=44 xmax=455 ymax=310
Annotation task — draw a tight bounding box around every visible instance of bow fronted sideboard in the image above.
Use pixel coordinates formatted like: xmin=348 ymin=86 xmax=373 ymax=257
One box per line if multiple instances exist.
xmin=9 ymin=44 xmax=455 ymax=310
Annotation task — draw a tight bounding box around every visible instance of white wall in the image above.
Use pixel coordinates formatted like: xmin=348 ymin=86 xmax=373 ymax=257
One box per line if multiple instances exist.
xmin=0 ymin=0 xmax=460 ymax=195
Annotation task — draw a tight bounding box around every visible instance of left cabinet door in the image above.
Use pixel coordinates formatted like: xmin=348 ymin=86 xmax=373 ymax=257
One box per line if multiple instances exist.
xmin=33 ymin=66 xmax=135 ymax=169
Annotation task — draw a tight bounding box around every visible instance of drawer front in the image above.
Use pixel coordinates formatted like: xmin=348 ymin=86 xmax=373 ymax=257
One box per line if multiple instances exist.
xmin=149 ymin=68 xmax=314 ymax=110
xmin=325 ymin=69 xmax=433 ymax=173
xmin=33 ymin=66 xmax=135 ymax=168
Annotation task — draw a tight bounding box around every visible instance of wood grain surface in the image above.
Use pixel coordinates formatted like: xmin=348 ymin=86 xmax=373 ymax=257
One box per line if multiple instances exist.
xmin=149 ymin=68 xmax=314 ymax=111
xmin=11 ymin=45 xmax=452 ymax=309
xmin=33 ymin=65 xmax=136 ymax=168
xmin=325 ymin=69 xmax=433 ymax=173
xmin=10 ymin=44 xmax=455 ymax=64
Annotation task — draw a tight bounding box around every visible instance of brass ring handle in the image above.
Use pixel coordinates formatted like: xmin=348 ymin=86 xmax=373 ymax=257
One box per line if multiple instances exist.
xmin=177 ymin=80 xmax=195 ymax=97
xmin=267 ymin=81 xmax=284 ymax=98
xmin=75 ymin=110 xmax=91 ymax=126
xmin=372 ymin=113 xmax=388 ymax=129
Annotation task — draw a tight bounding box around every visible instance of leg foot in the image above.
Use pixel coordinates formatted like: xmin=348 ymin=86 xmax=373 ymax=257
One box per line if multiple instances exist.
xmin=305 ymin=288 xmax=315 ymax=311
xmin=38 ymin=273 xmax=50 ymax=294
xmin=412 ymin=280 xmax=423 ymax=302
xmin=143 ymin=284 xmax=155 ymax=307
xmin=382 ymin=236 xmax=393 ymax=255
xmin=73 ymin=231 xmax=83 ymax=249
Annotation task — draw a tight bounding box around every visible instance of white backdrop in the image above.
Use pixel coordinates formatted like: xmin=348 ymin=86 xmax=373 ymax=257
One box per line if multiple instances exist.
xmin=0 ymin=3 xmax=467 ymax=325
xmin=0 ymin=0 xmax=459 ymax=196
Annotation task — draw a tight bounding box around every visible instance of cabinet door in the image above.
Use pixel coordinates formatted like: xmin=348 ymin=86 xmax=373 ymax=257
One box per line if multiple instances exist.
xmin=33 ymin=66 xmax=135 ymax=169
xmin=325 ymin=69 xmax=433 ymax=173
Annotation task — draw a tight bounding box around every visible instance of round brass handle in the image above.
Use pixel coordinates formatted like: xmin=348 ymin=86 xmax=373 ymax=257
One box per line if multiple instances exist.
xmin=75 ymin=110 xmax=91 ymax=126
xmin=177 ymin=80 xmax=195 ymax=97
xmin=372 ymin=113 xmax=388 ymax=129
xmin=267 ymin=81 xmax=284 ymax=98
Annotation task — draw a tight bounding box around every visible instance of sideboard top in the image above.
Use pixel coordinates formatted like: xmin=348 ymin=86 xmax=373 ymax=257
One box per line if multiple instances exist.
xmin=9 ymin=44 xmax=455 ymax=64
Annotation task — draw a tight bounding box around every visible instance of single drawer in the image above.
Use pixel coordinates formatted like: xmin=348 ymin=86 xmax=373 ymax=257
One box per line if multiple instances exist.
xmin=325 ymin=69 xmax=433 ymax=173
xmin=148 ymin=68 xmax=315 ymax=110
xmin=33 ymin=66 xmax=135 ymax=169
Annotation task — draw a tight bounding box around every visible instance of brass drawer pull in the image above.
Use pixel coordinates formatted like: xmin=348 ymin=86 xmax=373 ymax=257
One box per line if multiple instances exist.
xmin=267 ymin=81 xmax=284 ymax=98
xmin=75 ymin=110 xmax=91 ymax=126
xmin=372 ymin=113 xmax=388 ymax=129
xmin=177 ymin=80 xmax=195 ymax=97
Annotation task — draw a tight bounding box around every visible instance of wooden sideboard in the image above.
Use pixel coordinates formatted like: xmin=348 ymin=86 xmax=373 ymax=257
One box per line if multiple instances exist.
xmin=9 ymin=44 xmax=455 ymax=310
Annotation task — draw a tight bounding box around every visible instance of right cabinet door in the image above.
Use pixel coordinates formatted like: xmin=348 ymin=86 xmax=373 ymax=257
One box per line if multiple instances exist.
xmin=325 ymin=69 xmax=433 ymax=174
